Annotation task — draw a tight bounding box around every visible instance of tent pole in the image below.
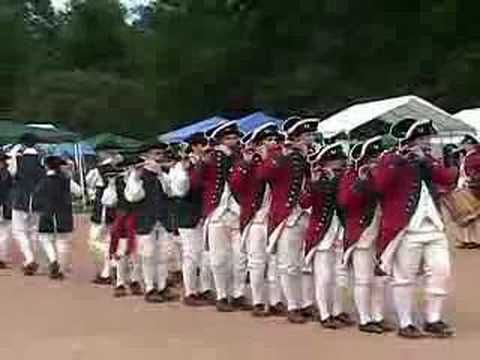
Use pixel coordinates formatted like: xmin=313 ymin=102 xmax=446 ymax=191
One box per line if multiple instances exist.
xmin=77 ymin=143 xmax=87 ymax=210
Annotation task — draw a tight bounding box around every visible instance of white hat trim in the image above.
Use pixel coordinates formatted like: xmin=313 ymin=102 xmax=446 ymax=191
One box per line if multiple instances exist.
xmin=250 ymin=122 xmax=278 ymax=143
xmin=314 ymin=142 xmax=343 ymax=162
xmin=405 ymin=119 xmax=437 ymax=140
xmin=210 ymin=120 xmax=238 ymax=140
xmin=286 ymin=118 xmax=319 ymax=135
xmin=360 ymin=135 xmax=383 ymax=160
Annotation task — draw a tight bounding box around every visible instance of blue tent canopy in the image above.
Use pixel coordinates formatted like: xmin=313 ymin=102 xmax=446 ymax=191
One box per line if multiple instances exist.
xmin=236 ymin=112 xmax=282 ymax=133
xmin=159 ymin=116 xmax=227 ymax=143
xmin=39 ymin=142 xmax=96 ymax=157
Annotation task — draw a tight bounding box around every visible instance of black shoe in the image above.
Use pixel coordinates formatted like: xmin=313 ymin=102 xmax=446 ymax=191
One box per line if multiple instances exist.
xmin=23 ymin=262 xmax=39 ymax=276
xmin=231 ymin=296 xmax=253 ymax=311
xmin=183 ymin=294 xmax=204 ymax=307
xmin=374 ymin=320 xmax=395 ymax=333
xmin=424 ymin=321 xmax=455 ymax=338
xmin=114 ymin=285 xmax=128 ymax=298
xmin=287 ymin=309 xmax=308 ymax=324
xmin=268 ymin=302 xmax=287 ymax=317
xmin=398 ymin=325 xmax=425 ymax=339
xmin=92 ymin=275 xmax=112 ymax=286
xmin=49 ymin=261 xmax=64 ymax=280
xmin=0 ymin=261 xmax=8 ymax=269
xmin=158 ymin=286 xmax=178 ymax=302
xmin=129 ymin=281 xmax=143 ymax=296
xmin=334 ymin=312 xmax=355 ymax=327
xmin=321 ymin=316 xmax=341 ymax=330
xmin=145 ymin=289 xmax=164 ymax=303
xmin=301 ymin=305 xmax=317 ymax=321
xmin=359 ymin=322 xmax=384 ymax=334
xmin=216 ymin=298 xmax=234 ymax=312
xmin=252 ymin=304 xmax=270 ymax=317
xmin=199 ymin=290 xmax=216 ymax=306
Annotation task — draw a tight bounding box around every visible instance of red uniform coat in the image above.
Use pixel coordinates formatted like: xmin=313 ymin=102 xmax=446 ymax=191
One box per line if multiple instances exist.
xmin=372 ymin=151 xmax=458 ymax=261
xmin=301 ymin=170 xmax=340 ymax=256
xmin=230 ymin=154 xmax=266 ymax=232
xmin=200 ymin=148 xmax=237 ymax=218
xmin=337 ymin=166 xmax=377 ymax=253
xmin=464 ymin=145 xmax=480 ymax=184
xmin=256 ymin=145 xmax=307 ymax=236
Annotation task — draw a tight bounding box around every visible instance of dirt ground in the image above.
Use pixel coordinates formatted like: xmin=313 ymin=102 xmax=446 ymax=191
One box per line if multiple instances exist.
xmin=0 ymin=216 xmax=477 ymax=360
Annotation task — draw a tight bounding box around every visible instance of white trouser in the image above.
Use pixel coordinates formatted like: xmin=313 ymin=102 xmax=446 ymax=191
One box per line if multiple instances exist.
xmin=12 ymin=210 xmax=39 ymax=265
xmin=138 ymin=224 xmax=169 ymax=293
xmin=56 ymin=234 xmax=72 ymax=273
xmin=179 ymin=225 xmax=204 ymax=296
xmin=116 ymin=237 xmax=142 ymax=287
xmin=89 ymin=222 xmax=112 ymax=278
xmin=267 ymin=254 xmax=283 ymax=306
xmin=246 ymin=223 xmax=268 ymax=305
xmin=208 ymin=221 xmax=246 ymax=300
xmin=392 ymin=231 xmax=451 ymax=328
xmin=351 ymin=248 xmax=375 ymax=325
xmin=37 ymin=233 xmax=58 ymax=264
xmin=301 ymin=272 xmax=315 ymax=309
xmin=313 ymin=244 xmax=349 ymax=321
xmin=351 ymin=248 xmax=389 ymax=325
xmin=36 ymin=232 xmax=73 ymax=273
xmin=276 ymin=217 xmax=308 ymax=311
xmin=313 ymin=249 xmax=336 ymax=321
xmin=0 ymin=218 xmax=12 ymax=262
xmin=200 ymin=250 xmax=214 ymax=293
xmin=334 ymin=242 xmax=350 ymax=317
xmin=168 ymin=233 xmax=183 ymax=273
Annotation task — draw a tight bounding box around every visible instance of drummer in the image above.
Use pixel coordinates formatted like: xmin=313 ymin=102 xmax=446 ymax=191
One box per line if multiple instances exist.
xmin=456 ymin=134 xmax=480 ymax=249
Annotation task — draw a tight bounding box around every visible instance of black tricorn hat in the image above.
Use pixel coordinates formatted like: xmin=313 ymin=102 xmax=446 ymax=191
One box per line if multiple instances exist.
xmin=391 ymin=118 xmax=437 ymax=143
xmin=312 ymin=142 xmax=347 ymax=164
xmin=282 ymin=117 xmax=318 ymax=139
xmin=188 ymin=132 xmax=208 ymax=146
xmin=249 ymin=122 xmax=280 ymax=144
xmin=117 ymin=155 xmax=144 ymax=168
xmin=208 ymin=120 xmax=243 ymax=140
xmin=460 ymin=134 xmax=480 ymax=146
xmin=19 ymin=133 xmax=39 ymax=146
xmin=45 ymin=155 xmax=67 ymax=169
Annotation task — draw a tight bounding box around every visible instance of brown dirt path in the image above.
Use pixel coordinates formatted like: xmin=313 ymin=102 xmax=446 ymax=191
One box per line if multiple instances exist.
xmin=0 ymin=216 xmax=476 ymax=360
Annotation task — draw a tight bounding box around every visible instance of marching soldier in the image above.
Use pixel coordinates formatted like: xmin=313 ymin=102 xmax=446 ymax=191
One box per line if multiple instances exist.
xmin=102 ymin=156 xmax=143 ymax=298
xmin=337 ymin=137 xmax=395 ymax=334
xmin=202 ymin=121 xmax=250 ymax=312
xmin=302 ymin=142 xmax=354 ymax=329
xmin=0 ymin=152 xmax=12 ymax=269
xmin=231 ymin=122 xmax=282 ymax=317
xmin=373 ymin=118 xmax=457 ymax=339
xmin=35 ymin=155 xmax=82 ymax=279
xmin=257 ymin=116 xmax=317 ymax=324
xmin=9 ymin=134 xmax=46 ymax=276
xmin=168 ymin=132 xmax=214 ymax=306
xmin=86 ymin=158 xmax=119 ymax=285
xmin=124 ymin=143 xmax=176 ymax=303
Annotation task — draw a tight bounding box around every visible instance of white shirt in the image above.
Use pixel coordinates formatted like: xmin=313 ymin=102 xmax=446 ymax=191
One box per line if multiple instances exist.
xmin=407 ymin=181 xmax=444 ymax=233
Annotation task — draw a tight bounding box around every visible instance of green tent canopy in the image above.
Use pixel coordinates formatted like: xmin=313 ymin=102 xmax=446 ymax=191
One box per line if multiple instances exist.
xmin=83 ymin=133 xmax=145 ymax=151
xmin=0 ymin=121 xmax=79 ymax=144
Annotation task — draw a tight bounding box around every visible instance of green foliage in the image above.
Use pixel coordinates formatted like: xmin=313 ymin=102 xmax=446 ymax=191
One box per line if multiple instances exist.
xmin=4 ymin=0 xmax=480 ymax=136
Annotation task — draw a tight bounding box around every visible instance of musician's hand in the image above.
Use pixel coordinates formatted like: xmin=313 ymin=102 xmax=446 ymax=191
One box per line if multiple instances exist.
xmin=358 ymin=164 xmax=372 ymax=180
xmin=243 ymin=148 xmax=255 ymax=163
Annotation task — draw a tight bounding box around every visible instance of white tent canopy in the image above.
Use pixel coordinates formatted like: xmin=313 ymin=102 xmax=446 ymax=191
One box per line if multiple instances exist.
xmin=318 ymin=95 xmax=474 ymax=137
xmin=453 ymin=108 xmax=480 ymax=133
